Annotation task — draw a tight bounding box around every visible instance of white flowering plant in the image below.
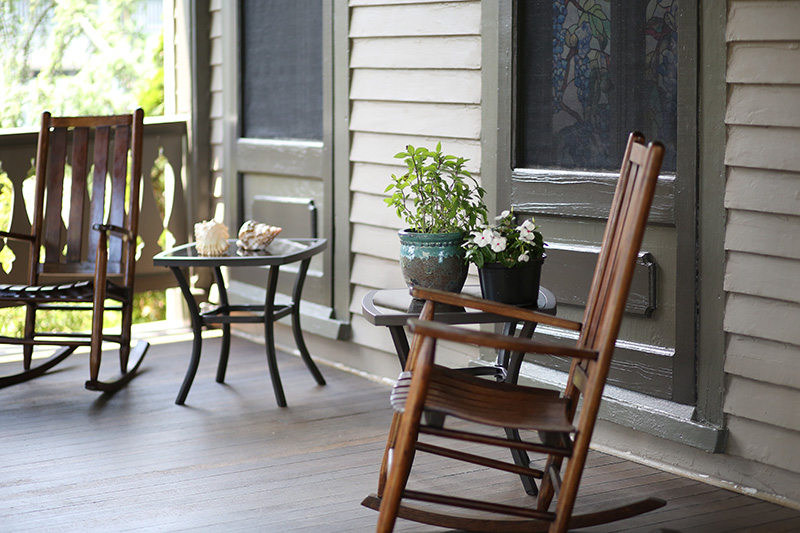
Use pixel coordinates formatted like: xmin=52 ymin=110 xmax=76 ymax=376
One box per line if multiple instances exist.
xmin=463 ymin=209 xmax=545 ymax=269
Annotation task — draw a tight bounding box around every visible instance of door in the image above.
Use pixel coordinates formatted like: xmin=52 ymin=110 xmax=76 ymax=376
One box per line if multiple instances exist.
xmin=512 ymin=0 xmax=695 ymax=403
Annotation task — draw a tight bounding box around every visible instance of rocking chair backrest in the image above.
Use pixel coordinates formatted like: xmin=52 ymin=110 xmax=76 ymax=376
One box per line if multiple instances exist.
xmin=557 ymin=132 xmax=664 ymax=523
xmin=29 ymin=110 xmax=144 ymax=288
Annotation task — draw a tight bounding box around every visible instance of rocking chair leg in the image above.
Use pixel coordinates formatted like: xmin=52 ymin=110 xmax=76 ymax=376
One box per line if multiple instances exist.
xmin=377 ymin=412 xmax=402 ymax=497
xmin=22 ymin=344 xmax=34 ymax=371
xmin=0 ymin=346 xmax=76 ymax=389
xmin=119 ymin=299 xmax=134 ymax=373
xmin=378 ymin=408 xmax=423 ymax=533
xmin=85 ymin=339 xmax=148 ymax=392
xmin=23 ymin=304 xmax=36 ymax=370
xmin=538 ymin=455 xmax=562 ymax=511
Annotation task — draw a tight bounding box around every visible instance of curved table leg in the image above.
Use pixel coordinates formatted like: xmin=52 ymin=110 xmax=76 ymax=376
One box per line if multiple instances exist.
xmin=264 ymin=265 xmax=287 ymax=407
xmin=213 ymin=266 xmax=231 ymax=384
xmin=171 ymin=266 xmax=204 ymax=405
xmin=502 ymin=320 xmax=539 ymax=496
xmin=291 ymin=258 xmax=325 ymax=385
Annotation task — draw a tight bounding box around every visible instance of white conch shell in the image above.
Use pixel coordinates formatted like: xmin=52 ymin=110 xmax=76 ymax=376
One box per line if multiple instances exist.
xmin=237 ymin=220 xmax=282 ymax=250
xmin=194 ymin=220 xmax=230 ymax=256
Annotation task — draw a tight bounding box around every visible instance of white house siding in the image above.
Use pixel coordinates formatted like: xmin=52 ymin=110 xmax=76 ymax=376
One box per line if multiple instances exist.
xmin=723 ymin=0 xmax=800 ymax=477
xmin=348 ymin=0 xmax=484 ymax=368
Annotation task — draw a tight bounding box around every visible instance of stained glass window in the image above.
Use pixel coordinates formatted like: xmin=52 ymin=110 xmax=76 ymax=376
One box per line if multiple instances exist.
xmin=517 ymin=0 xmax=678 ymax=172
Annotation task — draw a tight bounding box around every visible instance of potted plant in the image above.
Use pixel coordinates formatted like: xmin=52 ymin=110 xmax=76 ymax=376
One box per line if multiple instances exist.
xmin=463 ymin=209 xmax=546 ymax=305
xmin=385 ymin=143 xmax=488 ymax=294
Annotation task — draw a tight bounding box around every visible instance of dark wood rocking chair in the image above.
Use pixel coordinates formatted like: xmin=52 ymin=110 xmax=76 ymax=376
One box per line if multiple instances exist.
xmin=0 ymin=109 xmax=149 ymax=392
xmin=362 ymin=133 xmax=666 ymax=532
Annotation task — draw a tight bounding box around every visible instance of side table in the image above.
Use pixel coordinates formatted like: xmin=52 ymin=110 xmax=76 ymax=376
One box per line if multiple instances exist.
xmin=153 ymin=237 xmax=327 ymax=407
xmin=362 ymin=285 xmax=556 ymax=382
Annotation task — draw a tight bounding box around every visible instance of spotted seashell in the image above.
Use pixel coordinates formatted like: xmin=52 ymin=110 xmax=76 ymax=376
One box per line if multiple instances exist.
xmin=194 ymin=220 xmax=230 ymax=256
xmin=237 ymin=220 xmax=282 ymax=250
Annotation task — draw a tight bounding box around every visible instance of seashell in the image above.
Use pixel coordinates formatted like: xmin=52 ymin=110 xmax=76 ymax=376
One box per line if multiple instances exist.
xmin=194 ymin=220 xmax=230 ymax=256
xmin=237 ymin=220 xmax=282 ymax=250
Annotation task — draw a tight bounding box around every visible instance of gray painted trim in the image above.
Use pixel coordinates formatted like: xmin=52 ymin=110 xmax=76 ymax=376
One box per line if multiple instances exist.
xmin=480 ymin=0 xmax=513 ymax=215
xmin=671 ymin=0 xmax=701 ymax=406
xmin=189 ymin=0 xmax=212 ymax=224
xmin=511 ymin=169 xmax=676 ymax=225
xmin=236 ymin=139 xmax=324 ymax=178
xmin=331 ymin=0 xmax=352 ymax=322
xmin=508 ymin=361 xmax=726 ymax=453
xmin=541 ymin=244 xmax=658 ymax=316
xmin=695 ymin=1 xmax=728 ymax=425
xmin=221 ymin=1 xmax=239 ymax=232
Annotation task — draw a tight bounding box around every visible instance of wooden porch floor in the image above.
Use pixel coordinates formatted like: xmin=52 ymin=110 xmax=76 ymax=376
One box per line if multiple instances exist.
xmin=2 ymin=332 xmax=799 ymax=532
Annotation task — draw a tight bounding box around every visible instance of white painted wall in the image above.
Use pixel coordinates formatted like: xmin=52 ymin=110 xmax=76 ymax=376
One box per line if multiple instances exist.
xmin=723 ymin=0 xmax=800 ymax=478
xmin=348 ymin=0 xmax=484 ymax=372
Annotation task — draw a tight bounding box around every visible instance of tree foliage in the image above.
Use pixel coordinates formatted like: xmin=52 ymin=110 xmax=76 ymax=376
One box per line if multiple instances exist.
xmin=0 ymin=0 xmax=162 ymax=128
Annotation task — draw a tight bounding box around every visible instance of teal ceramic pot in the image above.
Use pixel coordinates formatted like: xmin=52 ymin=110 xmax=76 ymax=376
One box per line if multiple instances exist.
xmin=398 ymin=230 xmax=468 ymax=294
xmin=478 ymin=255 xmax=545 ymax=306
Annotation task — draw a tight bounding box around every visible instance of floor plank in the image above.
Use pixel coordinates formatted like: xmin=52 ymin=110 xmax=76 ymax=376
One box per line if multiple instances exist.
xmin=1 ymin=333 xmax=798 ymax=532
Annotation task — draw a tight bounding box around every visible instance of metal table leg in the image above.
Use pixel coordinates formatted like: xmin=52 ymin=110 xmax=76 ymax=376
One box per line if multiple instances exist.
xmin=212 ymin=266 xmax=232 ymax=383
xmin=264 ymin=265 xmax=287 ymax=407
xmin=290 ymin=258 xmax=325 ymax=385
xmin=172 ymin=266 xmax=204 ymax=405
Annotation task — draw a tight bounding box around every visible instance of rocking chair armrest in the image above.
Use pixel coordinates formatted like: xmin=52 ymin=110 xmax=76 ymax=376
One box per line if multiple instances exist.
xmin=92 ymin=223 xmax=133 ymax=241
xmin=0 ymin=230 xmax=35 ymax=243
xmin=407 ymin=318 xmax=597 ymax=361
xmin=410 ymin=286 xmax=582 ymax=332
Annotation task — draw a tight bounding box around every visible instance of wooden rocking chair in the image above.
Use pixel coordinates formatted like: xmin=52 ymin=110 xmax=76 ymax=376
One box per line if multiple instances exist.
xmin=362 ymin=133 xmax=666 ymax=532
xmin=0 ymin=109 xmax=149 ymax=392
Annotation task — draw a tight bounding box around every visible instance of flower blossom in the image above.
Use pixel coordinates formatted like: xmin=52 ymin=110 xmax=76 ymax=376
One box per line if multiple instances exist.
xmin=518 ymin=251 xmax=530 ymax=263
xmin=517 ymin=218 xmax=537 ymax=242
xmin=490 ymin=235 xmax=507 ymax=252
xmin=472 ymin=228 xmax=493 ymax=248
xmin=495 ymin=210 xmax=510 ymax=222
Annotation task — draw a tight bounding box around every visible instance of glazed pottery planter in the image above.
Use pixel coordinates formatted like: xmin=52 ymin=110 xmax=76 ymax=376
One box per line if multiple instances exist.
xmin=398 ymin=230 xmax=468 ymax=294
xmin=478 ymin=255 xmax=545 ymax=306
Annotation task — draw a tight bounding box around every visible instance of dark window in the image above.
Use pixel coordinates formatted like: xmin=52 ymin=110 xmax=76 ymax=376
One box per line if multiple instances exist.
xmin=517 ymin=0 xmax=678 ymax=171
xmin=240 ymin=0 xmax=323 ymax=141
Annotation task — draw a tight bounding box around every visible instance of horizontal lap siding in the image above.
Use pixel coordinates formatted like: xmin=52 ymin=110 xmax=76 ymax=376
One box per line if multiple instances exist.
xmin=723 ymin=0 xmax=800 ymax=474
xmin=348 ymin=0 xmax=483 ymax=360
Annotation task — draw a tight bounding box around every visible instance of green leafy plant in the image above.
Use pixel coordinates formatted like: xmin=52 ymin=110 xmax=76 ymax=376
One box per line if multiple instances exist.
xmin=384 ymin=143 xmax=488 ymax=234
xmin=464 ymin=209 xmax=545 ymax=269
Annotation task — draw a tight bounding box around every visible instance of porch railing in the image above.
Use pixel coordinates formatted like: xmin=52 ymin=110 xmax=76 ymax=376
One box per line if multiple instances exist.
xmin=0 ymin=115 xmax=190 ymax=292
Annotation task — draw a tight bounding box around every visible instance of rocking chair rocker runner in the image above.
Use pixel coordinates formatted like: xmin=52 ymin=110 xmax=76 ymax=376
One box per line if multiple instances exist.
xmin=0 ymin=109 xmax=149 ymax=392
xmin=362 ymin=133 xmax=666 ymax=532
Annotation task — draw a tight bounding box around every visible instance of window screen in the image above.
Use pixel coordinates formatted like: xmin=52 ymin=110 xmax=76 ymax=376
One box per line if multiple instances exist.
xmin=517 ymin=0 xmax=678 ymax=171
xmin=240 ymin=0 xmax=323 ymax=141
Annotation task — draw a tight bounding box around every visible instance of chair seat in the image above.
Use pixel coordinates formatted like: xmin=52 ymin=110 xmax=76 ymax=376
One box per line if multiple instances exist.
xmin=0 ymin=280 xmax=129 ymax=303
xmin=391 ymin=365 xmax=575 ymax=434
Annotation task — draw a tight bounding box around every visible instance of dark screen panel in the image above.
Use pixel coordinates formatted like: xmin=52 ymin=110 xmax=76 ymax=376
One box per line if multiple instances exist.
xmin=241 ymin=0 xmax=323 ymax=141
xmin=517 ymin=0 xmax=678 ymax=171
